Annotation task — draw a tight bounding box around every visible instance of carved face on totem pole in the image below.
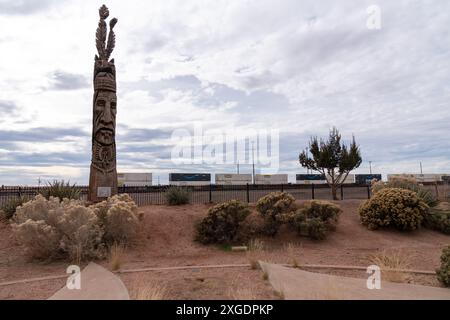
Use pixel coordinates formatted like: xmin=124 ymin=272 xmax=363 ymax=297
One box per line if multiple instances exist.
xmin=89 ymin=5 xmax=118 ymax=202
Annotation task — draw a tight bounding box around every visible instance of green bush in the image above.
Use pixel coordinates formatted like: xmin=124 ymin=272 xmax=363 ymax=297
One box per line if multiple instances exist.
xmin=40 ymin=180 xmax=81 ymax=201
xmin=436 ymin=246 xmax=450 ymax=287
xmin=165 ymin=186 xmax=191 ymax=205
xmin=424 ymin=208 xmax=450 ymax=235
xmin=293 ymin=201 xmax=341 ymax=240
xmin=195 ymin=200 xmax=250 ymax=244
xmin=359 ymin=188 xmax=428 ymax=231
xmin=256 ymin=192 xmax=297 ymax=236
xmin=0 ymin=196 xmax=31 ymax=220
xmin=372 ymin=177 xmax=437 ymax=207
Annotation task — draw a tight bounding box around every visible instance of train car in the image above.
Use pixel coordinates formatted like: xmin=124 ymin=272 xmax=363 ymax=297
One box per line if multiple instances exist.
xmin=118 ymin=173 xmax=152 ymax=187
xmin=441 ymin=175 xmax=450 ymax=183
xmin=355 ymin=174 xmax=382 ymax=185
xmin=387 ymin=174 xmax=443 ymax=183
xmin=215 ymin=174 xmax=252 ymax=185
xmin=254 ymin=174 xmax=288 ymax=185
xmin=325 ymin=174 xmax=355 ymax=184
xmin=296 ymin=174 xmax=327 ymax=185
xmin=169 ymin=173 xmax=211 ymax=186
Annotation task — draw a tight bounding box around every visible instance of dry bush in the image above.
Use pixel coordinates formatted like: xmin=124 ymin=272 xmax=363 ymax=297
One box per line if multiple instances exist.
xmin=195 ymin=200 xmax=250 ymax=245
xmin=256 ymin=192 xmax=297 ymax=236
xmin=12 ymin=194 xmax=140 ymax=261
xmin=12 ymin=195 xmax=104 ymax=260
xmin=109 ymin=243 xmax=125 ymax=271
xmin=368 ymin=250 xmax=412 ymax=283
xmin=436 ymin=245 xmax=450 ymax=287
xmin=359 ymin=188 xmax=428 ymax=231
xmin=130 ymin=279 xmax=167 ymax=300
xmin=90 ymin=194 xmax=142 ymax=245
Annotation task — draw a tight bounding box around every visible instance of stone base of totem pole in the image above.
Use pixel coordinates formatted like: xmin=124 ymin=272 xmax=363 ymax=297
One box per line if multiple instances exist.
xmin=88 ymin=165 xmax=118 ymax=203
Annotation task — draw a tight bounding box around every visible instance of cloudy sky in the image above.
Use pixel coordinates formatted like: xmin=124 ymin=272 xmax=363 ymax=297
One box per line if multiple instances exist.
xmin=0 ymin=0 xmax=449 ymax=185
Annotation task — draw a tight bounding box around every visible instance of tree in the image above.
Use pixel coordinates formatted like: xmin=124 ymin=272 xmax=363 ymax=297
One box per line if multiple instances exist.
xmin=299 ymin=127 xmax=362 ymax=200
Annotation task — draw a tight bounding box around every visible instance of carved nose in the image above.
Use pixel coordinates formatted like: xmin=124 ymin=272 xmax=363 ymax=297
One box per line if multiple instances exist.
xmin=102 ymin=104 xmax=113 ymax=124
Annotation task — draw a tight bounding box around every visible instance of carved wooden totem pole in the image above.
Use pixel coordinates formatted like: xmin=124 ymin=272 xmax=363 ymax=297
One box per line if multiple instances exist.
xmin=88 ymin=5 xmax=118 ymax=202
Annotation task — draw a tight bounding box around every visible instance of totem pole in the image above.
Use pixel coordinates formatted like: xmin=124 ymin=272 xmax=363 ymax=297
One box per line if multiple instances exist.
xmin=88 ymin=5 xmax=118 ymax=202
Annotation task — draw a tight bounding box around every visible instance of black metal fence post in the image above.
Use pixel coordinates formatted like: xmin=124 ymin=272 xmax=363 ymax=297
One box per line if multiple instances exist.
xmin=311 ymin=184 xmax=315 ymax=200
xmin=367 ymin=185 xmax=371 ymax=199
xmin=246 ymin=183 xmax=250 ymax=203
xmin=340 ymin=185 xmax=344 ymax=200
xmin=209 ymin=183 xmax=212 ymax=203
xmin=281 ymin=184 xmax=284 ymax=192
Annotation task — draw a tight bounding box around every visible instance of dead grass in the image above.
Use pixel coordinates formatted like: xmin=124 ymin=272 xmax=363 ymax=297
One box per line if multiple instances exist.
xmin=109 ymin=243 xmax=125 ymax=271
xmin=246 ymin=239 xmax=266 ymax=270
xmin=130 ymin=277 xmax=167 ymax=300
xmin=368 ymin=250 xmax=412 ymax=283
xmin=227 ymin=285 xmax=257 ymax=300
xmin=283 ymin=242 xmax=299 ymax=268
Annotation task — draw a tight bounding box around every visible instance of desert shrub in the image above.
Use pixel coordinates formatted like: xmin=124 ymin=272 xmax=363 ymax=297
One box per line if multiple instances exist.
xmin=40 ymin=180 xmax=81 ymax=200
xmin=90 ymin=194 xmax=141 ymax=244
xmin=195 ymin=200 xmax=250 ymax=244
xmin=256 ymin=192 xmax=297 ymax=236
xmin=436 ymin=246 xmax=450 ymax=287
xmin=0 ymin=196 xmax=31 ymax=220
xmin=424 ymin=208 xmax=450 ymax=235
xmin=12 ymin=195 xmax=104 ymax=260
xmin=165 ymin=186 xmax=190 ymax=205
xmin=293 ymin=201 xmax=341 ymax=240
xmin=359 ymin=188 xmax=428 ymax=231
xmin=12 ymin=194 xmax=140 ymax=261
xmin=372 ymin=177 xmax=437 ymax=207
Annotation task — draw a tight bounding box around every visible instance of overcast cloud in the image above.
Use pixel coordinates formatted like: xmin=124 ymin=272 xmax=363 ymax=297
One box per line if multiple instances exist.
xmin=0 ymin=0 xmax=449 ymax=185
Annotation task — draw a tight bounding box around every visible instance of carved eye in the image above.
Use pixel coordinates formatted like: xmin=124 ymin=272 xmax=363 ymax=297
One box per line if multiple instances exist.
xmin=111 ymin=102 xmax=117 ymax=110
xmin=97 ymin=100 xmax=106 ymax=107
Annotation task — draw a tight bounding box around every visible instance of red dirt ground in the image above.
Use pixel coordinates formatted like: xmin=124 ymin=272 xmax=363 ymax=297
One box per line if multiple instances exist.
xmin=1 ymin=200 xmax=449 ymax=299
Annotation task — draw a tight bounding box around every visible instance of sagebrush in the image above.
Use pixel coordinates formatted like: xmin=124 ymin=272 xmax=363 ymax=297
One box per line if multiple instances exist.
xmin=293 ymin=201 xmax=341 ymax=240
xmin=256 ymin=192 xmax=297 ymax=236
xmin=195 ymin=200 xmax=250 ymax=244
xmin=165 ymin=186 xmax=190 ymax=205
xmin=372 ymin=177 xmax=437 ymax=207
xmin=436 ymin=246 xmax=450 ymax=287
xmin=0 ymin=196 xmax=31 ymax=220
xmin=359 ymin=188 xmax=428 ymax=231
xmin=12 ymin=194 xmax=141 ymax=261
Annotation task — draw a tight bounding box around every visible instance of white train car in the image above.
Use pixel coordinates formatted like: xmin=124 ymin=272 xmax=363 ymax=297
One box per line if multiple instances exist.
xmin=215 ymin=174 xmax=252 ymax=185
xmin=387 ymin=174 xmax=443 ymax=183
xmin=255 ymin=174 xmax=288 ymax=185
xmin=169 ymin=173 xmax=211 ymax=186
xmin=118 ymin=173 xmax=152 ymax=187
xmin=326 ymin=174 xmax=355 ymax=184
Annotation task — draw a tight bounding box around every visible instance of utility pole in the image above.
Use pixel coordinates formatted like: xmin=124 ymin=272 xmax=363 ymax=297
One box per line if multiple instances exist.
xmin=420 ymin=162 xmax=423 ymax=175
xmin=251 ymin=141 xmax=255 ymax=184
xmin=237 ymin=161 xmax=240 ymax=174
xmin=369 ymin=161 xmax=372 ymax=175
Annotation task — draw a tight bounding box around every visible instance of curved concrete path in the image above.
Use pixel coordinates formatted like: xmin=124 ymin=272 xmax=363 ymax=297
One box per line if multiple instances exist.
xmin=48 ymin=262 xmax=130 ymax=300
xmin=259 ymin=262 xmax=450 ymax=300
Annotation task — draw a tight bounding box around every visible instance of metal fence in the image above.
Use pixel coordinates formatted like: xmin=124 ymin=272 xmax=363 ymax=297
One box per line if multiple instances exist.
xmin=1 ymin=182 xmax=448 ymax=207
xmin=0 ymin=184 xmax=371 ymax=207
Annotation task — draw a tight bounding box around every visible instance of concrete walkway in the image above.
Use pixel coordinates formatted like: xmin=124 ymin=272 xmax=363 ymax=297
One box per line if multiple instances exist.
xmin=48 ymin=262 xmax=130 ymax=300
xmin=259 ymin=262 xmax=450 ymax=300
